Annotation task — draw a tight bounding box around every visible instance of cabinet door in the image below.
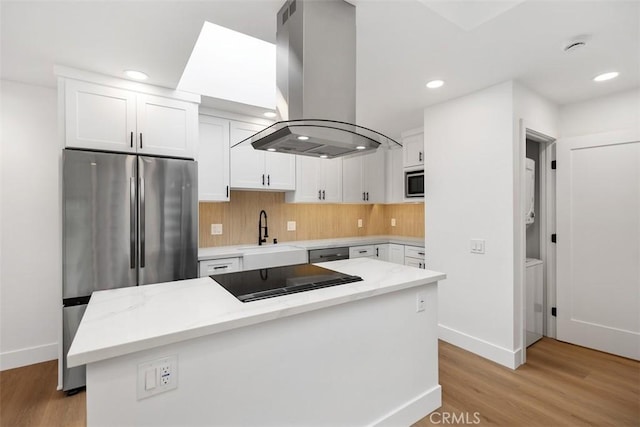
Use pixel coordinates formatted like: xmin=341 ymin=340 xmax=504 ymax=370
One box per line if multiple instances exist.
xmin=403 ymin=133 xmax=424 ymax=168
xmin=388 ymin=244 xmax=405 ymax=264
xmin=137 ymin=94 xmax=197 ymax=159
xmin=265 ymin=151 xmax=296 ymax=190
xmin=386 ymin=148 xmax=404 ymax=203
xmin=363 ymin=148 xmax=386 ymax=203
xmin=320 ymin=158 xmax=343 ymax=202
xmin=198 ymin=116 xmax=230 ymax=201
xmin=230 ymin=121 xmax=266 ymax=189
xmin=287 ymin=156 xmax=321 ymax=203
xmin=342 ymin=156 xmax=364 ymax=203
xmin=375 ymin=244 xmax=389 ymax=261
xmin=405 ymin=257 xmax=425 ymax=269
xmin=65 ymin=79 xmax=136 ymax=152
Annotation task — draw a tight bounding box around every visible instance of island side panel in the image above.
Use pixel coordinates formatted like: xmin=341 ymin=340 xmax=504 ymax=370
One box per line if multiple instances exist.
xmin=86 ymin=283 xmax=440 ymax=426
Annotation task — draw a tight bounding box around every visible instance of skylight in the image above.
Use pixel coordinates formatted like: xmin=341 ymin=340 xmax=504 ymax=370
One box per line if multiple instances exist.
xmin=178 ymin=22 xmax=276 ymax=109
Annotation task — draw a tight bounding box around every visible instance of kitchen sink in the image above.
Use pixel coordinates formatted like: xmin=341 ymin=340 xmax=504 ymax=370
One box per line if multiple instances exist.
xmin=239 ymin=245 xmax=308 ymax=270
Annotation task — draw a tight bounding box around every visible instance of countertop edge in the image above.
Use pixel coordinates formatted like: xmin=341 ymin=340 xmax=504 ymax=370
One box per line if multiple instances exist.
xmin=67 ymin=271 xmax=444 ymax=367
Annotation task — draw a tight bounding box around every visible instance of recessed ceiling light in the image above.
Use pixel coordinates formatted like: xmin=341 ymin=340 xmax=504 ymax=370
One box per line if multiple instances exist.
xmin=426 ymin=80 xmax=444 ymax=89
xmin=356 ymin=145 xmax=366 ymax=150
xmin=267 ymin=148 xmax=277 ymax=152
xmin=263 ymin=112 xmax=277 ymax=118
xmin=593 ymin=72 xmax=619 ymax=82
xmin=124 ymin=70 xmax=148 ymax=81
xmin=320 ymin=155 xmax=328 ymax=159
xmin=297 ymin=136 xmax=309 ymax=140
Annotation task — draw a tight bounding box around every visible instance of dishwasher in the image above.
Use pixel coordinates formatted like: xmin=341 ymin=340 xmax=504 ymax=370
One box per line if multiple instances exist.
xmin=308 ymin=247 xmax=350 ymax=263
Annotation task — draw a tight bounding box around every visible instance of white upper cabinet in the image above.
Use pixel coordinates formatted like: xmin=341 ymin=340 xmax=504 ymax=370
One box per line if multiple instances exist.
xmin=64 ymin=78 xmax=198 ymax=159
xmin=402 ymin=129 xmax=424 ymax=168
xmin=385 ymin=147 xmax=404 ymax=203
xmin=343 ymin=148 xmax=386 ymax=203
xmin=230 ymin=121 xmax=295 ymax=191
xmin=286 ymin=156 xmax=342 ymax=203
xmin=65 ymin=79 xmax=137 ymax=153
xmin=198 ymin=115 xmax=230 ymax=202
xmin=136 ymin=94 xmax=198 ymax=158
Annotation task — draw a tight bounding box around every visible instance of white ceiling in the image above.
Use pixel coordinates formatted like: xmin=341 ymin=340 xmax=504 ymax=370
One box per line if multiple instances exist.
xmin=2 ymin=0 xmax=638 ymax=139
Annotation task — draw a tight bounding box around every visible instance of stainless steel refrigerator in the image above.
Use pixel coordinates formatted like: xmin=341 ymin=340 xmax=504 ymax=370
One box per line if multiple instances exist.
xmin=62 ymin=149 xmax=197 ymax=392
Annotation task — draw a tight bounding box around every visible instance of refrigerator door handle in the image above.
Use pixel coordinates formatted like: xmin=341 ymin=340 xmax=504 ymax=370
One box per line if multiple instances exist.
xmin=140 ymin=177 xmax=146 ymax=268
xmin=130 ymin=177 xmax=136 ymax=269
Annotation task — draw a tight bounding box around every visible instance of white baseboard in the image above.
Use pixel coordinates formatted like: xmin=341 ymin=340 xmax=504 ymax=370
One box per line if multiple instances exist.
xmin=439 ymin=324 xmax=521 ymax=369
xmin=0 ymin=343 xmax=58 ymax=371
xmin=371 ymin=385 xmax=442 ymax=427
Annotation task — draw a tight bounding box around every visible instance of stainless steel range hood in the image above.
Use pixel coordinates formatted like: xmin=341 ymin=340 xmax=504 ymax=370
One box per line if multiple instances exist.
xmin=234 ymin=0 xmax=401 ymax=159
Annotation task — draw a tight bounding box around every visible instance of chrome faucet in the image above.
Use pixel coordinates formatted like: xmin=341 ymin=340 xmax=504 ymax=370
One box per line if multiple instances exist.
xmin=258 ymin=210 xmax=268 ymax=245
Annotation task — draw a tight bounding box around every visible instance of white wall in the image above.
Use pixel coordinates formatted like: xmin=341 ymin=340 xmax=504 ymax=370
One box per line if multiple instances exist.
xmin=425 ymin=81 xmax=520 ymax=367
xmin=0 ymin=80 xmax=61 ymax=370
xmin=559 ymin=88 xmax=640 ymax=137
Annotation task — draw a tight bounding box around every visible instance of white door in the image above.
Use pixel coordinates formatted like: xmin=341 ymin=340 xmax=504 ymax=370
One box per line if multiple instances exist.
xmin=288 ymin=156 xmax=321 ymax=202
xmin=198 ymin=116 xmax=230 ymax=201
xmin=264 ymin=151 xmax=296 ymax=190
xmin=230 ymin=121 xmax=266 ymax=189
xmin=375 ymin=244 xmax=389 ymax=261
xmin=557 ymin=129 xmax=639 ymax=360
xmin=137 ymin=94 xmax=197 ymax=159
xmin=64 ymin=79 xmax=136 ymax=153
xmin=403 ymin=133 xmax=424 ymax=168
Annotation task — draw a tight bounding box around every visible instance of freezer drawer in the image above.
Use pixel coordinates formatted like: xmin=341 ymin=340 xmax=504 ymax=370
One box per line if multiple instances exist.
xmin=62 ymin=304 xmax=87 ymax=392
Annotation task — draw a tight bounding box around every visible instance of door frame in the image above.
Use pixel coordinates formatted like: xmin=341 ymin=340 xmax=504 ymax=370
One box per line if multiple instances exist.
xmin=517 ymin=120 xmax=556 ymax=365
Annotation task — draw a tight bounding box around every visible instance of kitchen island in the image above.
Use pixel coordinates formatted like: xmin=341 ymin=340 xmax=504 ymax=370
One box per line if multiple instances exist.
xmin=68 ymin=258 xmax=445 ymax=426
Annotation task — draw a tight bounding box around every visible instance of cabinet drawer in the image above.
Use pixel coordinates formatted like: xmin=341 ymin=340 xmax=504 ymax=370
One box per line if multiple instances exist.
xmin=199 ymin=257 xmax=241 ymax=276
xmin=404 ymin=258 xmax=426 ymax=269
xmin=349 ymin=245 xmax=375 ymax=258
xmin=404 ymin=246 xmax=425 ymax=260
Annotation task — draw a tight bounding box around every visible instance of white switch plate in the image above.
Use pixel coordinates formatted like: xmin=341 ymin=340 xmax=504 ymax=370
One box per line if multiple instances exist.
xmin=211 ymin=224 xmax=223 ymax=235
xmin=287 ymin=221 xmax=296 ymax=231
xmin=391 ymin=218 xmax=396 ymax=227
xmin=137 ymin=355 xmax=178 ymax=400
xmin=357 ymin=219 xmax=363 ymax=228
xmin=470 ymin=239 xmax=485 ymax=254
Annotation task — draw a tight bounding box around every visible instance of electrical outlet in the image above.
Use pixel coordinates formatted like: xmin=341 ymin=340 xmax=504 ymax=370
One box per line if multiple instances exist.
xmin=137 ymin=355 xmax=178 ymax=400
xmin=287 ymin=221 xmax=296 ymax=231
xmin=357 ymin=219 xmax=363 ymax=228
xmin=416 ymin=292 xmax=426 ymax=312
xmin=211 ymin=224 xmax=223 ymax=235
xmin=391 ymin=218 xmax=396 ymax=227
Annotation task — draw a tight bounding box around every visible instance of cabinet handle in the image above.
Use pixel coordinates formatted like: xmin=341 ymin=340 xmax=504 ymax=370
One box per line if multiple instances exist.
xmin=318 ymin=190 xmax=322 ymax=200
xmin=226 ymin=186 xmax=229 ymax=198
xmin=419 ymin=151 xmax=423 ymax=162
xmin=130 ymin=131 xmax=133 ymax=148
xmin=418 ymin=252 xmax=425 ymax=256
xmin=366 ymin=192 xmax=369 ymax=201
xmin=139 ymin=133 xmax=143 ymax=149
xmin=322 ymin=190 xmax=325 ymax=200
xmin=267 ymin=174 xmax=270 ymax=186
xmin=376 ymin=248 xmax=379 ymax=257
xmin=359 ymin=250 xmax=367 ymax=254
xmin=362 ymin=192 xmax=366 ymax=201
xmin=213 ymin=265 xmax=228 ymax=270
xmin=262 ymin=174 xmax=265 ymax=186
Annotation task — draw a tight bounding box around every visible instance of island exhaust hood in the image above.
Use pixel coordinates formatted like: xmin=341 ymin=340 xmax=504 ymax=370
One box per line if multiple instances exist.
xmin=233 ymin=0 xmax=401 ymax=159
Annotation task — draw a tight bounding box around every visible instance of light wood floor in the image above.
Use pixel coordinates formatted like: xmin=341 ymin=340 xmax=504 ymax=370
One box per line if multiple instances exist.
xmin=1 ymin=338 xmax=638 ymax=426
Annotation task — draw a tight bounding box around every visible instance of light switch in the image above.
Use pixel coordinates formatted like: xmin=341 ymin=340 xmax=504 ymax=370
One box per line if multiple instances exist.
xmin=470 ymin=239 xmax=485 ymax=254
xmin=145 ymin=368 xmax=156 ymax=390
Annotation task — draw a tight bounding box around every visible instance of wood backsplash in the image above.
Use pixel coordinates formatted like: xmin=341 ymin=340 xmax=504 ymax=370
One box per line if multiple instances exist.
xmin=199 ymin=191 xmax=424 ymax=248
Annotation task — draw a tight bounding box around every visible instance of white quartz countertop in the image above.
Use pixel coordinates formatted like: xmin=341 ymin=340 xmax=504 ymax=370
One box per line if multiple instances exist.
xmin=198 ymin=235 xmax=425 ymax=261
xmin=67 ymin=259 xmax=444 ymax=367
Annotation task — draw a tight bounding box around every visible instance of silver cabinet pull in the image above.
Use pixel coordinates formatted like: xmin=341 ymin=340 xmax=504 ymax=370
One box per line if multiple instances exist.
xmin=130 ymin=177 xmax=136 ymax=269
xmin=140 ymin=177 xmax=145 ymax=268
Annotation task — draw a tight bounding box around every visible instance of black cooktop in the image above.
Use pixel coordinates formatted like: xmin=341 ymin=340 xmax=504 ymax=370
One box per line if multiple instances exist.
xmin=211 ymin=264 xmax=363 ymax=303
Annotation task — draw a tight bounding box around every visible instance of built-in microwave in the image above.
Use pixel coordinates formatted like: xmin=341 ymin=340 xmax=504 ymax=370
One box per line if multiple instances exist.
xmin=405 ymin=169 xmax=424 ymax=198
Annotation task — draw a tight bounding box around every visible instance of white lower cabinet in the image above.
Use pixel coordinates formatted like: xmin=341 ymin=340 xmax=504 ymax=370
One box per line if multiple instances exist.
xmin=199 ymin=257 xmax=242 ymax=277
xmin=198 ymin=115 xmax=230 ymax=201
xmin=230 ymin=121 xmax=295 ymax=191
xmin=404 ymin=245 xmax=426 ymax=269
xmin=388 ymin=244 xmax=405 ymax=264
xmin=349 ymin=245 xmax=375 ymax=259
